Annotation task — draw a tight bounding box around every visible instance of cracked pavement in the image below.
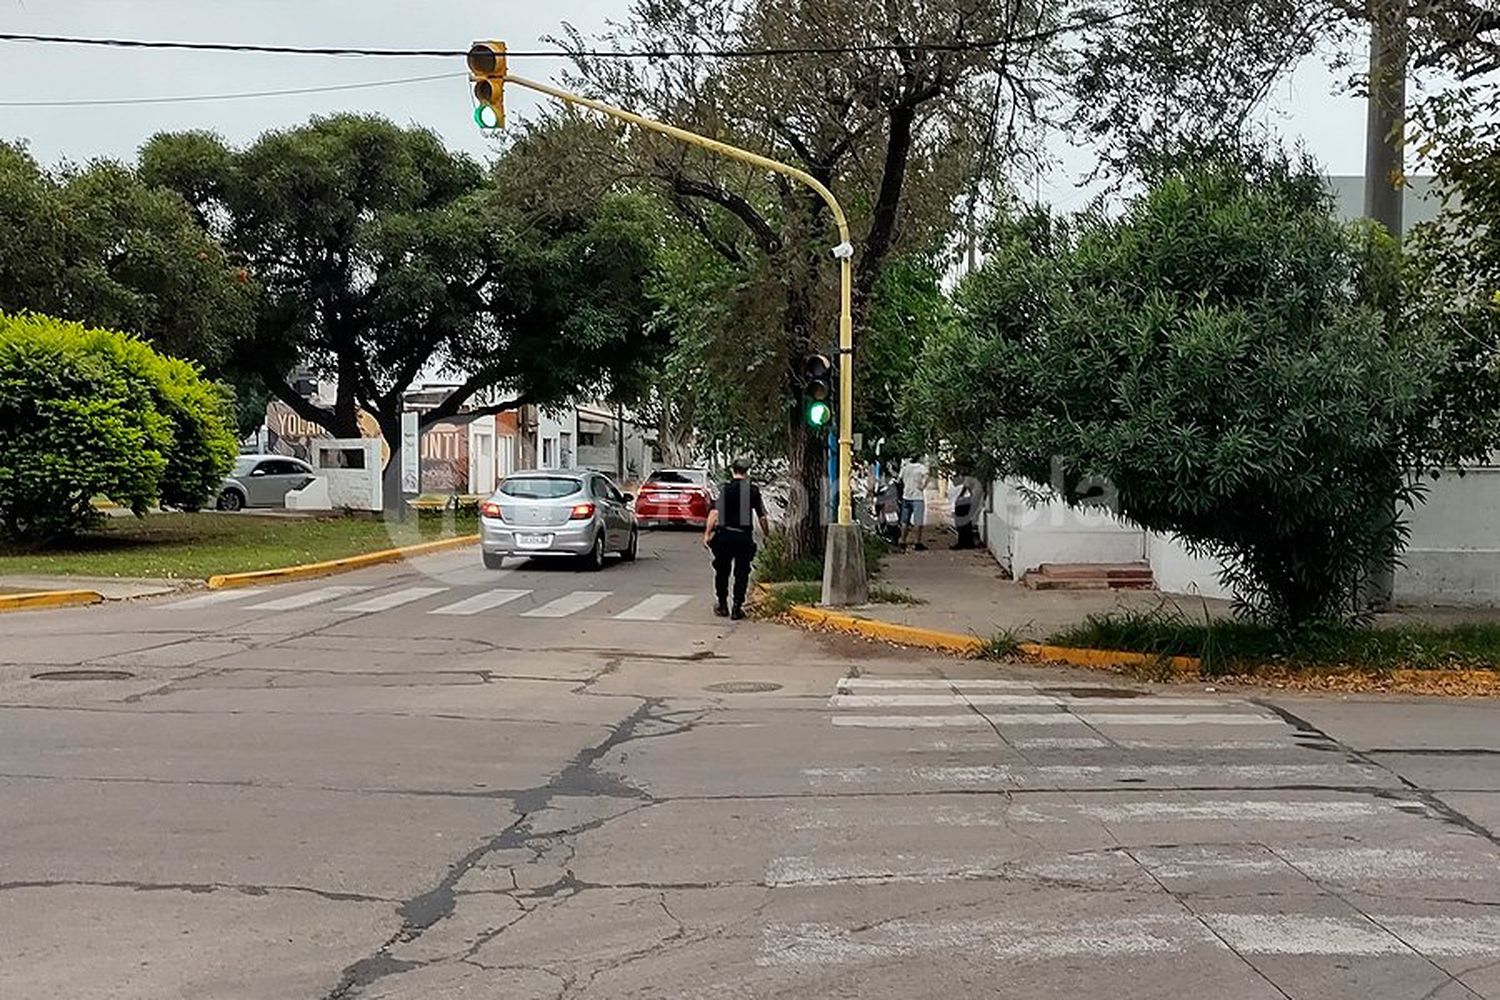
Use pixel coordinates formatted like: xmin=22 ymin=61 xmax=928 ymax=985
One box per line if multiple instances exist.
xmin=4 ymin=532 xmax=1500 ymax=998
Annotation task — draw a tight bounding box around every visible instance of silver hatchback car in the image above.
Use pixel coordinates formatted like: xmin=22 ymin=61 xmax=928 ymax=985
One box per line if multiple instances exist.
xmin=479 ymin=470 xmax=638 ymax=570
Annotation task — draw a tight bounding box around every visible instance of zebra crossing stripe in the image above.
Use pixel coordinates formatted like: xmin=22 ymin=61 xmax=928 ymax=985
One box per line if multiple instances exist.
xmin=758 ymin=913 xmax=1500 ymax=965
xmin=802 ymin=762 xmax=1376 ymax=787
xmin=831 ymin=713 xmax=1282 ymax=728
xmin=429 ymin=589 xmax=531 ymax=616
xmin=614 ymin=593 xmax=694 ymax=621
xmin=339 ymin=586 xmax=449 ymax=613
xmin=156 ymin=590 xmax=256 ymax=610
xmin=830 ymin=693 xmax=1237 ymax=709
xmin=521 ymin=590 xmax=611 ymax=618
xmin=837 ymin=678 xmax=1071 ymax=691
xmin=244 ymin=586 xmax=371 ymax=611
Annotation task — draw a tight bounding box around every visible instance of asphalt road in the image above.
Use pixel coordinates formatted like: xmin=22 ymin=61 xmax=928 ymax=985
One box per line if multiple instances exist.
xmin=3 ymin=530 xmax=1500 ymax=999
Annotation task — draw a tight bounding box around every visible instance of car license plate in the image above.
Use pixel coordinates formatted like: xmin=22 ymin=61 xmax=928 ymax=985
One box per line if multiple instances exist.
xmin=516 ymin=533 xmax=551 ymax=548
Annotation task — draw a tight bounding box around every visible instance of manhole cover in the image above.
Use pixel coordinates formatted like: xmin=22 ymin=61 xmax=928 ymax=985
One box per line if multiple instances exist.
xmin=704 ymin=681 xmax=783 ymax=694
xmin=1039 ymin=686 xmax=1148 ymax=699
xmin=31 ymin=669 xmax=136 ymax=681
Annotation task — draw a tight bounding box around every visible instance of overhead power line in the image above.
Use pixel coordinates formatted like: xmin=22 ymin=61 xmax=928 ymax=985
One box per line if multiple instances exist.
xmin=0 ymin=30 xmax=1087 ymax=60
xmin=0 ymin=72 xmax=462 ymax=108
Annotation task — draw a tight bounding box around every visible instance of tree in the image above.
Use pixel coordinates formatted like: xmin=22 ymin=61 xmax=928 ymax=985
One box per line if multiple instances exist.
xmin=909 ymin=155 xmax=1496 ymax=629
xmin=0 ymin=142 xmax=252 ymax=370
xmin=140 ymin=115 xmax=666 ymax=510
xmin=0 ymin=312 xmax=237 ymax=543
xmin=552 ymin=0 xmax=1353 ymax=559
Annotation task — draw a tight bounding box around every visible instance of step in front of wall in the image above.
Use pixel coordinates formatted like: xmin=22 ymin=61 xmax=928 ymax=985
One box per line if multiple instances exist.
xmin=1022 ymin=562 xmax=1156 ymax=591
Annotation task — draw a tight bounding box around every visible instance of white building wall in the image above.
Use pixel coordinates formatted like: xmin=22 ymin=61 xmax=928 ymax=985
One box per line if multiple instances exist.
xmin=1146 ymin=533 xmax=1235 ymax=601
xmin=1395 ymin=468 xmax=1500 ymax=605
xmin=985 ymin=479 xmax=1144 ymax=576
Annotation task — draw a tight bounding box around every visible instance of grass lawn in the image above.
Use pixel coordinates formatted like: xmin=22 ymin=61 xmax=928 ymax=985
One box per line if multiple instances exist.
xmin=0 ymin=512 xmax=479 ymax=580
xmin=1050 ymin=607 xmax=1500 ymax=675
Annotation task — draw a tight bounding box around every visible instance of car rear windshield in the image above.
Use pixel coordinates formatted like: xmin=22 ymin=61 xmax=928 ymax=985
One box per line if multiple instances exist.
xmin=648 ymin=470 xmax=707 ymax=486
xmin=500 ymin=476 xmax=583 ymax=499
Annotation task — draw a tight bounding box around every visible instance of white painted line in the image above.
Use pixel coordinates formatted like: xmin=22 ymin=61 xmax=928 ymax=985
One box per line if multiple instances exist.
xmin=156 ymin=590 xmax=256 ymax=610
xmin=1208 ymin=914 xmax=1408 ymax=956
xmin=1016 ymin=800 xmax=1402 ymax=824
xmin=614 ymin=593 xmax=694 ymax=621
xmin=831 ymin=693 xmax=1237 ymax=709
xmin=830 ymin=713 xmax=1283 ymax=728
xmin=837 ymin=678 xmax=1047 ymax=691
xmin=428 ymin=589 xmax=531 ymax=616
xmin=1381 ymin=915 xmax=1500 ymax=956
xmin=339 ymin=586 xmax=448 ymax=614
xmin=759 ymin=912 xmax=1500 ymax=966
xmin=244 ymin=586 xmax=371 ymax=611
xmin=832 ymin=715 xmax=993 ymax=728
xmin=1012 ymin=737 xmax=1111 ymax=749
xmin=787 ymin=799 xmax=1404 ymax=830
xmin=520 ymin=590 xmax=611 ymax=618
xmin=802 ymin=763 xmax=1378 ymax=787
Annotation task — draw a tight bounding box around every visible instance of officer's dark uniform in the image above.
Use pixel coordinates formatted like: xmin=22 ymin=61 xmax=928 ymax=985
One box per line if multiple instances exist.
xmin=710 ymin=477 xmax=765 ymax=613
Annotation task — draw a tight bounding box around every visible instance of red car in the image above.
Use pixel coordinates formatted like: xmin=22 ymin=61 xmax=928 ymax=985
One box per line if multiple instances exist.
xmin=635 ymin=468 xmax=717 ymax=528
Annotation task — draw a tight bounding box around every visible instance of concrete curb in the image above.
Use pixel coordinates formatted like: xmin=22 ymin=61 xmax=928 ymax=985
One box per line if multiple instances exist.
xmin=0 ymin=589 xmax=106 ymax=613
xmin=206 ymin=534 xmax=480 ymax=590
xmin=785 ymin=602 xmax=1200 ymax=672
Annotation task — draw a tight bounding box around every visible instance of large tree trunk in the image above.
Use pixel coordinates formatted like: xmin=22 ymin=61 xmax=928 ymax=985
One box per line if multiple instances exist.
xmin=785 ymin=416 xmax=829 ymax=563
xmin=375 ymin=412 xmax=407 ymax=519
xmin=1362 ymin=0 xmax=1409 ymax=611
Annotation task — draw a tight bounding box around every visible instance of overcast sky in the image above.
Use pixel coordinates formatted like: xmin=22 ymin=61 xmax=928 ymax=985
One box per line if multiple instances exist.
xmin=0 ymin=0 xmax=1374 ymax=210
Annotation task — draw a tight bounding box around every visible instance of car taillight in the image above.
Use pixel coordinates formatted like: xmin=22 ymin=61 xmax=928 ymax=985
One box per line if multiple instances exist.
xmin=569 ymin=502 xmax=596 ymax=520
xmin=480 ymin=501 xmax=503 ymax=519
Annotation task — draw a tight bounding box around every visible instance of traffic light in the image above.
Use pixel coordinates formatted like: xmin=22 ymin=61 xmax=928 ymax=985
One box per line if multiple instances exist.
xmin=802 ymin=353 xmax=833 ymax=429
xmin=468 ymin=41 xmax=508 ymax=130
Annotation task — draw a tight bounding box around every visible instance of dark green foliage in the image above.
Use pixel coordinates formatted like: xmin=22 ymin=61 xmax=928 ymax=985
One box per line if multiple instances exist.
xmin=911 ymin=154 xmax=1497 ymax=629
xmin=0 ymin=142 xmax=252 ymax=370
xmin=0 ymin=313 xmax=236 ymax=541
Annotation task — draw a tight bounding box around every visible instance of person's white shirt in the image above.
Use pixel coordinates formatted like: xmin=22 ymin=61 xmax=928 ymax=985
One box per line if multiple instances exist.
xmin=899 ymin=460 xmax=930 ymax=500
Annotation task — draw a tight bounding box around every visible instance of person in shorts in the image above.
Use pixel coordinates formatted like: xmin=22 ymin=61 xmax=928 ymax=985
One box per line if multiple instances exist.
xmin=898 ymin=456 xmax=931 ymax=551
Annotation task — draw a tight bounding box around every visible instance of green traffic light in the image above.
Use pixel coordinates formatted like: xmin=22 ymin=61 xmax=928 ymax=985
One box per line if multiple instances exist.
xmin=806 ymin=400 xmax=833 ymax=428
xmin=474 ymin=105 xmax=501 ymax=130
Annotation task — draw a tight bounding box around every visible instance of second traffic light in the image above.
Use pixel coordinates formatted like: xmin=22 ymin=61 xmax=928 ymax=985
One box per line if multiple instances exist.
xmin=802 ymin=353 xmax=833 ymax=429
xmin=468 ymin=41 xmax=508 ymax=130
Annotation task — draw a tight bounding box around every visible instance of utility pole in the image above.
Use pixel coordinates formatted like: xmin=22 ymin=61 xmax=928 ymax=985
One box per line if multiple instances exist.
xmin=1362 ymin=0 xmax=1409 ymax=611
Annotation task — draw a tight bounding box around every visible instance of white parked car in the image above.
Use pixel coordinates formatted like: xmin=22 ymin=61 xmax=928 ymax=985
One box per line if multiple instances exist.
xmin=217 ymin=455 xmax=316 ymax=510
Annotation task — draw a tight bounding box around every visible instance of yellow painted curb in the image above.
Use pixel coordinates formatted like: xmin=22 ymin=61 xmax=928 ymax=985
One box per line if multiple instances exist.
xmin=1019 ymin=642 xmax=1201 ymax=676
xmin=0 ymin=589 xmax=105 ymax=612
xmin=782 ymin=601 xmax=1202 ymax=673
xmin=787 ymin=605 xmax=986 ymax=655
xmin=206 ymin=534 xmax=480 ymax=590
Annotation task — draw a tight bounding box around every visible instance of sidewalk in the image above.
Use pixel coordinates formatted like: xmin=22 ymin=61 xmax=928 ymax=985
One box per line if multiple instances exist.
xmin=0 ymin=575 xmax=183 ymax=601
xmin=861 ymin=535 xmax=1500 ymax=642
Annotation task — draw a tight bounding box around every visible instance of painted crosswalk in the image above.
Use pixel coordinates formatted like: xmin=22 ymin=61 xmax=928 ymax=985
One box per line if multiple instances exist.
xmin=339 ymin=586 xmax=449 ymax=613
xmin=614 ymin=593 xmax=695 ymax=621
xmin=746 ymin=673 xmax=1500 ymax=981
xmin=156 ymin=585 xmax=700 ymax=622
xmin=521 ymin=591 xmax=612 ymax=618
xmin=243 ymin=585 xmax=371 ymax=611
xmin=427 ymin=589 xmax=530 ymax=616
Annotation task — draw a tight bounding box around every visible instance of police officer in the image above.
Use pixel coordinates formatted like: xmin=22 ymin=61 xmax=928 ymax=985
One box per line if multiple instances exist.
xmin=702 ymin=457 xmax=769 ymax=619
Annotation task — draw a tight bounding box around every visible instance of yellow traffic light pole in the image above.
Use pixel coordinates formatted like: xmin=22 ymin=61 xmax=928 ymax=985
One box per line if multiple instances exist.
xmin=475 ymin=59 xmax=856 ymax=530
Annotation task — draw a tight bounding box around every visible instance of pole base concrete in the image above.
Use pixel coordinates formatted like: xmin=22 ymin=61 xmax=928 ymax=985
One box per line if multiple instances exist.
xmin=822 ymin=523 xmax=869 ymax=607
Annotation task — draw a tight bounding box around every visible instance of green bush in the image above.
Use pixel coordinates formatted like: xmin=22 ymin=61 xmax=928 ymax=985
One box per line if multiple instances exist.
xmin=0 ymin=312 xmax=236 ymax=542
xmin=910 ymin=153 xmax=1492 ymax=629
